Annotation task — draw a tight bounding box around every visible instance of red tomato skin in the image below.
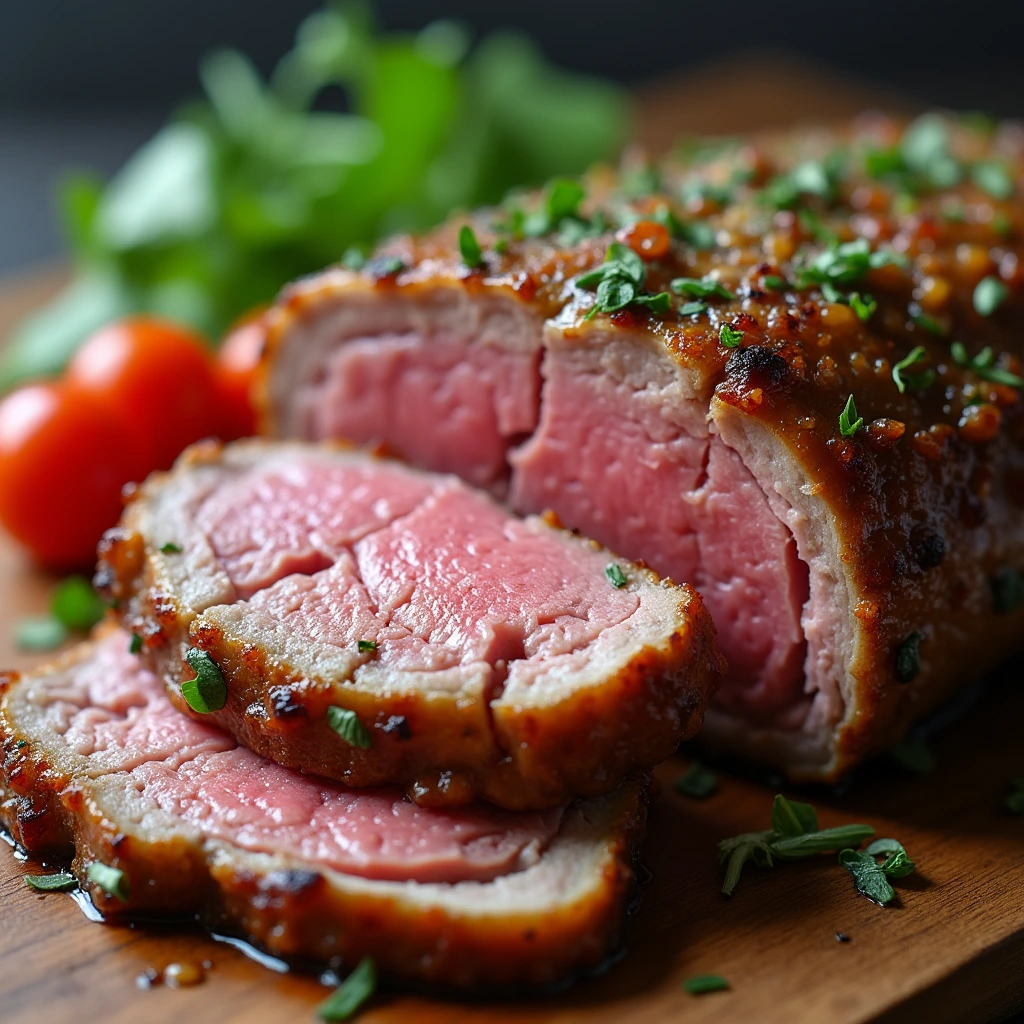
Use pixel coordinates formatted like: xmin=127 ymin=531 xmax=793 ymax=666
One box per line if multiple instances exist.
xmin=0 ymin=383 xmax=144 ymax=570
xmin=67 ymin=318 xmax=223 ymax=470
xmin=215 ymin=314 xmax=265 ymax=440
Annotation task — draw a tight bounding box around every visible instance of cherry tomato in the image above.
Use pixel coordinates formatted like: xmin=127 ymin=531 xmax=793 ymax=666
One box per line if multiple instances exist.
xmin=215 ymin=312 xmax=265 ymax=439
xmin=0 ymin=383 xmax=144 ymax=569
xmin=67 ymin=318 xmax=223 ymax=470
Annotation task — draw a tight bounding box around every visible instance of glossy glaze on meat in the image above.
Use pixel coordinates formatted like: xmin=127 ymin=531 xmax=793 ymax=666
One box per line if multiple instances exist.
xmin=261 ymin=113 xmax=1024 ymax=778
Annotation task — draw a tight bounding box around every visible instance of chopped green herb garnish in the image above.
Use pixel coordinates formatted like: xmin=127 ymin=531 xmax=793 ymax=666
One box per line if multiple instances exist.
xmin=674 ymin=762 xmax=718 ymax=800
xmin=848 ymin=292 xmax=877 ymax=321
xmin=992 ymin=212 xmax=1012 ymax=237
xmin=683 ymin=974 xmax=729 ymax=995
xmin=838 ymin=395 xmax=863 ymax=438
xmin=180 ymin=648 xmax=228 ymax=714
xmin=578 ymin=242 xmax=668 ymax=318
xmin=679 ymin=300 xmax=707 ymax=316
xmin=357 ymin=639 xmax=378 ymax=653
xmin=973 ymin=276 xmax=1009 ymax=317
xmin=889 ymin=737 xmax=935 ymax=775
xmin=621 ymin=164 xmax=661 ymax=199
xmin=910 ymin=308 xmax=946 ymax=337
xmin=458 ymin=224 xmax=483 ymax=269
xmin=543 ymin=177 xmax=586 ymax=227
xmin=129 ymin=632 xmax=144 ymax=655
xmin=327 ymin=706 xmax=372 ymax=749
xmin=669 ymin=276 xmax=735 ymax=302
xmin=369 ymin=255 xmax=405 ymax=277
xmin=87 ymin=862 xmax=130 ymax=903
xmin=341 ymin=246 xmax=367 ymax=271
xmin=1006 ymin=778 xmax=1024 ymax=814
xmin=317 ymin=957 xmax=376 ymax=1021
xmin=991 ymin=566 xmax=1024 ymax=614
xmin=492 ymin=238 xmax=508 ymax=255
xmin=900 ymin=114 xmax=962 ymax=189
xmin=719 ymin=794 xmax=874 ymax=896
xmin=15 ymin=740 xmax=27 ymax=749
xmin=25 ymin=871 xmax=78 ymax=893
xmin=797 ymin=238 xmax=907 ymax=289
xmin=160 ymin=542 xmax=183 ymax=554
xmin=762 ymin=274 xmax=787 ymax=291
xmin=972 ymin=161 xmax=1014 ymax=201
xmin=951 ymin=342 xmax=1024 ymax=388
xmin=604 ymin=563 xmax=627 ymax=589
xmin=892 ymin=346 xmax=934 ymax=394
xmin=839 ymin=838 xmax=916 ymax=906
xmin=894 ymin=631 xmax=922 ymax=683
xmin=677 ymin=218 xmax=716 ymax=250
xmin=51 ymin=576 xmax=106 ymax=632
xmin=16 ymin=617 xmax=68 ymax=652
xmin=718 ymin=323 xmax=744 ymax=349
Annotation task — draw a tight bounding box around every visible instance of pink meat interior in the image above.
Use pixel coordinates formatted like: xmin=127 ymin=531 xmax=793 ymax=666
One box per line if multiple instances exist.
xmin=194 ymin=456 xmax=641 ymax=677
xmin=39 ymin=630 xmax=563 ymax=884
xmin=291 ymin=327 xmax=811 ymax=729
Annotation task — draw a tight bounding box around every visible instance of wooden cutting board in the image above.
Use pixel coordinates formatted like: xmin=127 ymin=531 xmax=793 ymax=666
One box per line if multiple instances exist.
xmin=2 ymin=60 xmax=1022 ymax=1024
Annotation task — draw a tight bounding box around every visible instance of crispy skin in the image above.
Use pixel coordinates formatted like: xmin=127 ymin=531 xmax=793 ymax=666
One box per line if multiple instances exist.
xmin=260 ymin=114 xmax=1024 ymax=779
xmin=97 ymin=441 xmax=723 ymax=809
xmin=0 ymin=635 xmax=648 ymax=989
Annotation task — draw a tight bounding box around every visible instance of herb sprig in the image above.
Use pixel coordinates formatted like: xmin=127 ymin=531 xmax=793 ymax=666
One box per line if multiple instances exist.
xmin=718 ymin=795 xmax=874 ymax=896
xmin=577 ymin=242 xmax=670 ymax=319
xmin=180 ymin=648 xmax=228 ymax=714
xmin=951 ymin=343 xmax=1024 ymax=388
xmin=838 ymin=395 xmax=864 ymax=438
xmin=839 ymin=838 xmax=916 ymax=905
xmin=892 ymin=347 xmax=935 ymax=394
xmin=317 ymin=956 xmax=376 ymax=1021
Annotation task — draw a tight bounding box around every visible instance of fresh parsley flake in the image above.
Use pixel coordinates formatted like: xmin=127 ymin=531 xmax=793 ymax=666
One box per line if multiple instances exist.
xmin=892 ymin=346 xmax=934 ymax=394
xmin=889 ymin=737 xmax=935 ymax=775
xmin=951 ymin=342 xmax=1024 ymax=388
xmin=973 ymin=276 xmax=1009 ymax=317
xmin=543 ymin=178 xmax=586 ymax=226
xmin=901 ymin=114 xmax=962 ymax=189
xmin=357 ymin=639 xmax=378 ymax=653
xmin=684 ymin=974 xmax=729 ymax=995
xmin=52 ymin=576 xmax=106 ymax=632
xmin=327 ymin=706 xmax=371 ymax=749
xmin=797 ymin=238 xmax=907 ymax=290
xmin=910 ymin=308 xmax=946 ymax=337
xmin=341 ymin=246 xmax=367 ymax=271
xmin=849 ymin=292 xmax=877 ymax=321
xmin=674 ymin=762 xmax=718 ymax=800
xmin=458 ymin=224 xmax=483 ymax=269
xmin=718 ymin=795 xmax=874 ymax=896
xmin=25 ymin=871 xmax=78 ymax=893
xmin=763 ymin=274 xmax=787 ymax=291
xmin=679 ymin=300 xmax=707 ymax=316
xmin=678 ymin=219 xmax=716 ymax=250
xmin=839 ymin=838 xmax=916 ymax=906
xmin=894 ymin=631 xmax=922 ymax=683
xmin=87 ymin=862 xmax=130 ymax=903
xmin=972 ymin=161 xmax=1014 ymax=201
xmin=317 ymin=957 xmax=376 ymax=1021
xmin=604 ymin=563 xmax=627 ymax=589
xmin=578 ymin=242 xmax=668 ymax=318
xmin=838 ymin=395 xmax=863 ymax=438
xmin=718 ymin=323 xmax=744 ymax=349
xmin=669 ymin=276 xmax=735 ymax=302
xmin=16 ymin=617 xmax=67 ymax=652
xmin=991 ymin=566 xmax=1024 ymax=614
xmin=180 ymin=648 xmax=228 ymax=714
xmin=160 ymin=542 xmax=183 ymax=554
xmin=129 ymin=632 xmax=144 ymax=655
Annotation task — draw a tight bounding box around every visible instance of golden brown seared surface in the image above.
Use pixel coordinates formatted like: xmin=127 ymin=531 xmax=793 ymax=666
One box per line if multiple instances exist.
xmin=96 ymin=440 xmax=723 ymax=809
xmin=262 ymin=112 xmax=1024 ymax=779
xmin=0 ymin=633 xmax=649 ymax=989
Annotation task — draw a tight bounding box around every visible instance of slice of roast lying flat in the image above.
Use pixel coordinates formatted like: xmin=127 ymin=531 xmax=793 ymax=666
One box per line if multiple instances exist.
xmin=96 ymin=439 xmax=723 ymax=810
xmin=259 ymin=114 xmax=1024 ymax=782
xmin=0 ymin=628 xmax=647 ymax=989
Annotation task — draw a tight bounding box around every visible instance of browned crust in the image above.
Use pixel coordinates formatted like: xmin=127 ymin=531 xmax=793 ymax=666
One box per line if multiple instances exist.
xmin=256 ymin=115 xmax=1024 ymax=781
xmin=96 ymin=442 xmax=723 ymax=810
xmin=0 ymin=645 xmax=648 ymax=989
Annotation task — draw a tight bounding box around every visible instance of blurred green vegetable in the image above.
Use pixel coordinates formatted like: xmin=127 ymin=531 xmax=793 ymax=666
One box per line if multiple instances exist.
xmin=2 ymin=3 xmax=627 ymax=389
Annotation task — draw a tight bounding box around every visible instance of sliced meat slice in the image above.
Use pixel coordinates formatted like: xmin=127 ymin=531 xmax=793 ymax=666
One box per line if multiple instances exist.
xmin=97 ymin=440 xmax=722 ymax=810
xmin=0 ymin=629 xmax=647 ymax=989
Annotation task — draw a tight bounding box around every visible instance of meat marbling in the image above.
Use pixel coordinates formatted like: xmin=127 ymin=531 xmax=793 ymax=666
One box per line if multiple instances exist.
xmin=0 ymin=628 xmax=647 ymax=988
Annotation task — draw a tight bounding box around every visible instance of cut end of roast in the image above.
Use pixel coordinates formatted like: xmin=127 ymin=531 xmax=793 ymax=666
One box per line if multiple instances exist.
xmin=99 ymin=440 xmax=722 ymax=808
xmin=0 ymin=628 xmax=648 ymax=988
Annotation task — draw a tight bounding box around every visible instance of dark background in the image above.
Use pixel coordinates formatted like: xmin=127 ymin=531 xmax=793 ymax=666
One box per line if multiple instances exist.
xmin=2 ymin=0 xmax=1022 ymax=274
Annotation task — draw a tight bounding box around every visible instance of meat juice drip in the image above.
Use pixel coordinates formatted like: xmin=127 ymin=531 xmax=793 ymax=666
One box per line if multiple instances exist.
xmin=137 ymin=960 xmax=211 ymax=989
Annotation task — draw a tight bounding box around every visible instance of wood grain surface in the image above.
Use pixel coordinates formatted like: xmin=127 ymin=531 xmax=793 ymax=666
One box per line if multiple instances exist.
xmin=2 ymin=61 xmax=1022 ymax=1024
